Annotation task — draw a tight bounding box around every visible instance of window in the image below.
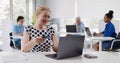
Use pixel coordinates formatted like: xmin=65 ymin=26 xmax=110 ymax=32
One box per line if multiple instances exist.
xmin=28 ymin=0 xmax=33 ymax=25
xmin=0 ymin=0 xmax=33 ymax=47
xmin=58 ymin=18 xmax=75 ymax=36
xmin=0 ymin=0 xmax=10 ymax=44
xmin=12 ymin=0 xmax=33 ymax=25
xmin=13 ymin=0 xmax=26 ymax=21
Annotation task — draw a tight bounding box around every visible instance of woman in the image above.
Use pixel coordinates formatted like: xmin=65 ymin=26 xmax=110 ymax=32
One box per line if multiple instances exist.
xmin=22 ymin=6 xmax=58 ymax=52
xmin=12 ymin=16 xmax=25 ymax=49
xmin=94 ymin=10 xmax=117 ymax=51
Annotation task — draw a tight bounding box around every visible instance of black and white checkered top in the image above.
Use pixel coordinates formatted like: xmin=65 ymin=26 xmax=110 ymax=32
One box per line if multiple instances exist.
xmin=24 ymin=25 xmax=55 ymax=52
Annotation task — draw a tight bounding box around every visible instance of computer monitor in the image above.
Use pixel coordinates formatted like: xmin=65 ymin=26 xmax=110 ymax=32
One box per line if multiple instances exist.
xmin=66 ymin=25 xmax=77 ymax=32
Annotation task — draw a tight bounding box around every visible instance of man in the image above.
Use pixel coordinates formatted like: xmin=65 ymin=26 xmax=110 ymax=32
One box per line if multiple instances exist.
xmin=75 ymin=17 xmax=85 ymax=33
xmin=12 ymin=16 xmax=25 ymax=49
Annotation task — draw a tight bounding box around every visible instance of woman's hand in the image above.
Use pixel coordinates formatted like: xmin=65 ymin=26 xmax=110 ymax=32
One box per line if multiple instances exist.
xmin=33 ymin=37 xmax=45 ymax=43
xmin=93 ymin=32 xmax=103 ymax=36
xmin=93 ymin=32 xmax=98 ymax=36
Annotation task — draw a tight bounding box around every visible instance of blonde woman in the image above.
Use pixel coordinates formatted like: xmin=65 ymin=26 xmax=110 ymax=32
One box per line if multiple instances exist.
xmin=22 ymin=6 xmax=58 ymax=52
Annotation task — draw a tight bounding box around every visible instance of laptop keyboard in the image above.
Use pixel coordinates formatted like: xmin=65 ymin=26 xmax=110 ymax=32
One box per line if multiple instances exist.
xmin=45 ymin=54 xmax=57 ymax=59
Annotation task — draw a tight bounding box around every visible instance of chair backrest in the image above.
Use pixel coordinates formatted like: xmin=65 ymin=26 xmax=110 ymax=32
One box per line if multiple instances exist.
xmin=9 ymin=32 xmax=15 ymax=48
xmin=9 ymin=32 xmax=21 ymax=50
xmin=116 ymin=32 xmax=120 ymax=39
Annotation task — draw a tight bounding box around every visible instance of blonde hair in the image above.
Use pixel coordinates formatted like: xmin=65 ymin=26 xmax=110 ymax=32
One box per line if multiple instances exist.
xmin=35 ymin=6 xmax=51 ymax=16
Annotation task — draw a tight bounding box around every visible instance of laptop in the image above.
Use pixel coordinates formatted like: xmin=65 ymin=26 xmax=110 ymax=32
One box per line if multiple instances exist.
xmin=85 ymin=27 xmax=103 ymax=40
xmin=66 ymin=25 xmax=77 ymax=32
xmin=45 ymin=35 xmax=85 ymax=60
xmin=85 ymin=27 xmax=92 ymax=37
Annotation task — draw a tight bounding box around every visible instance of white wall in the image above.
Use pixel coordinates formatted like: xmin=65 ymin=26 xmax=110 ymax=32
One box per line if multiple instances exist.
xmin=45 ymin=0 xmax=120 ymax=19
xmin=46 ymin=0 xmax=75 ymax=18
xmin=77 ymin=0 xmax=120 ymax=19
xmin=2 ymin=20 xmax=13 ymax=51
xmin=44 ymin=0 xmax=120 ymax=33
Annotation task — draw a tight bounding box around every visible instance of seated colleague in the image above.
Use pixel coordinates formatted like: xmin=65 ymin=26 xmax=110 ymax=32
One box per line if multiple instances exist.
xmin=75 ymin=17 xmax=85 ymax=33
xmin=22 ymin=6 xmax=58 ymax=52
xmin=93 ymin=10 xmax=117 ymax=51
xmin=66 ymin=17 xmax=85 ymax=36
xmin=12 ymin=16 xmax=25 ymax=48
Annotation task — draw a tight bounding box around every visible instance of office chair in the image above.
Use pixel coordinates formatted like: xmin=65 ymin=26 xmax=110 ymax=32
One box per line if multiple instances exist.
xmin=103 ymin=32 xmax=120 ymax=52
xmin=9 ymin=32 xmax=21 ymax=50
xmin=109 ymin=32 xmax=120 ymax=51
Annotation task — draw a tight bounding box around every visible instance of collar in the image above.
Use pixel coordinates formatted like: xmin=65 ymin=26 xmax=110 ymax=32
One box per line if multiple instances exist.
xmin=106 ymin=21 xmax=111 ymax=26
xmin=16 ymin=24 xmax=22 ymax=27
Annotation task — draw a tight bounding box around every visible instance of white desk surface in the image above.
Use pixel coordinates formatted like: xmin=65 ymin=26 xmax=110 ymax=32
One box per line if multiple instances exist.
xmin=0 ymin=51 xmax=120 ymax=63
xmin=12 ymin=36 xmax=23 ymax=39
xmin=57 ymin=32 xmax=85 ymax=35
xmin=88 ymin=36 xmax=115 ymax=51
xmin=90 ymin=36 xmax=115 ymax=41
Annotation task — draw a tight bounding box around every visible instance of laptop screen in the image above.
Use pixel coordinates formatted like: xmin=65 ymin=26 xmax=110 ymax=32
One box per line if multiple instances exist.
xmin=85 ymin=27 xmax=92 ymax=36
xmin=45 ymin=35 xmax=85 ymax=60
xmin=66 ymin=25 xmax=77 ymax=32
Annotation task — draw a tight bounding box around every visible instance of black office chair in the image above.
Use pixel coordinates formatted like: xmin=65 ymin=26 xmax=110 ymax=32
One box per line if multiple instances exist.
xmin=109 ymin=32 xmax=120 ymax=52
xmin=103 ymin=32 xmax=120 ymax=52
xmin=9 ymin=32 xmax=21 ymax=50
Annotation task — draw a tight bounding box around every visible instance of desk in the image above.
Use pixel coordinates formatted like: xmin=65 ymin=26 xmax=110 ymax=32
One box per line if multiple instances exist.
xmin=57 ymin=32 xmax=85 ymax=36
xmin=90 ymin=37 xmax=115 ymax=51
xmin=0 ymin=51 xmax=120 ymax=63
xmin=13 ymin=36 xmax=23 ymax=39
xmin=58 ymin=32 xmax=85 ymax=35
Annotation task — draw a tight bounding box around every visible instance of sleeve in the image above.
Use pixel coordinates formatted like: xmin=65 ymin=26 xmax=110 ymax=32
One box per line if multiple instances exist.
xmin=24 ymin=26 xmax=30 ymax=33
xmin=12 ymin=25 xmax=17 ymax=33
xmin=50 ymin=26 xmax=56 ymax=35
xmin=52 ymin=27 xmax=56 ymax=35
xmin=81 ymin=23 xmax=85 ymax=31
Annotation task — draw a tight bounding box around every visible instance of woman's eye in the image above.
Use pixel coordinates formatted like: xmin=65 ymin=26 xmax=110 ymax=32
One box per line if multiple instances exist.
xmin=44 ymin=15 xmax=50 ymax=19
xmin=47 ymin=15 xmax=50 ymax=19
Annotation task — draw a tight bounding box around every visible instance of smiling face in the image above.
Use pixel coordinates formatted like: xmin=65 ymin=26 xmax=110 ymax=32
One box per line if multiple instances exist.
xmin=36 ymin=10 xmax=50 ymax=25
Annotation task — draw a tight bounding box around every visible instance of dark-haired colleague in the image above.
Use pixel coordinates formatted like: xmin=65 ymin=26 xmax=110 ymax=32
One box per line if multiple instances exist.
xmin=93 ymin=10 xmax=117 ymax=51
xmin=12 ymin=16 xmax=25 ymax=49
